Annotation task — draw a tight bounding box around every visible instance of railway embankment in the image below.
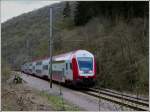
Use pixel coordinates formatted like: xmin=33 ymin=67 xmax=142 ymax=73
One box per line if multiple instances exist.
xmin=1 ymin=71 xmax=80 ymax=111
xmin=17 ymin=71 xmax=142 ymax=111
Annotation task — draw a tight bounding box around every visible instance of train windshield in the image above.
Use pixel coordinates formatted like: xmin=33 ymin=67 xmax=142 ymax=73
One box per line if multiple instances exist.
xmin=77 ymin=57 xmax=93 ymax=71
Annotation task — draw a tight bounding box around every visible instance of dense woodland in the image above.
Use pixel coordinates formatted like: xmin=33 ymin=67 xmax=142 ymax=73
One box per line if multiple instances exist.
xmin=74 ymin=1 xmax=148 ymax=25
xmin=2 ymin=1 xmax=149 ymax=93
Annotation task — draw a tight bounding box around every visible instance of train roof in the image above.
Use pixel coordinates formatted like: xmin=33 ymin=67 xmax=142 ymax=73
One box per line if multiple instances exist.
xmin=31 ymin=50 xmax=94 ymax=62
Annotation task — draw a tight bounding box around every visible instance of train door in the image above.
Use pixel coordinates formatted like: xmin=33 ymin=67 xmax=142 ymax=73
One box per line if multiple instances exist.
xmin=35 ymin=61 xmax=42 ymax=77
xmin=65 ymin=61 xmax=73 ymax=80
xmin=62 ymin=67 xmax=65 ymax=82
xmin=69 ymin=61 xmax=73 ymax=80
xmin=65 ymin=62 xmax=68 ymax=76
xmin=42 ymin=64 xmax=48 ymax=78
xmin=60 ymin=63 xmax=65 ymax=82
xmin=52 ymin=61 xmax=65 ymax=82
xmin=32 ymin=62 xmax=36 ymax=75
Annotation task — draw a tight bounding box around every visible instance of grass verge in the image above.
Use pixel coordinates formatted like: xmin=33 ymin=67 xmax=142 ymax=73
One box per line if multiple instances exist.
xmin=39 ymin=91 xmax=81 ymax=111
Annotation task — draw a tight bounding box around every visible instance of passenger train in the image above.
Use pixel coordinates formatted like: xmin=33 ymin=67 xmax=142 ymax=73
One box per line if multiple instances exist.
xmin=21 ymin=50 xmax=96 ymax=86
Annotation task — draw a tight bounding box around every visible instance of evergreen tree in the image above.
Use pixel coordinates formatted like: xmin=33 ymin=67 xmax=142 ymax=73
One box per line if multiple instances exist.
xmin=74 ymin=1 xmax=148 ymax=26
xmin=61 ymin=2 xmax=74 ymax=29
xmin=74 ymin=2 xmax=92 ymax=26
xmin=63 ymin=2 xmax=71 ymax=18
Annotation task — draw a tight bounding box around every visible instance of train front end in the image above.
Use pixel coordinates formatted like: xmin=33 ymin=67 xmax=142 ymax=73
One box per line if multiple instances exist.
xmin=72 ymin=50 xmax=96 ymax=87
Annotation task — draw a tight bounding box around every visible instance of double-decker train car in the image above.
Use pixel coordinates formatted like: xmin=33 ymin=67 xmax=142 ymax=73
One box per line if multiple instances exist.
xmin=21 ymin=50 xmax=96 ymax=86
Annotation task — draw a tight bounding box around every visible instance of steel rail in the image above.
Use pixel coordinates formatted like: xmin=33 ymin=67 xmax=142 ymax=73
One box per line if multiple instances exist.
xmin=89 ymin=88 xmax=149 ymax=106
xmin=82 ymin=88 xmax=149 ymax=111
xmin=100 ymin=88 xmax=148 ymax=102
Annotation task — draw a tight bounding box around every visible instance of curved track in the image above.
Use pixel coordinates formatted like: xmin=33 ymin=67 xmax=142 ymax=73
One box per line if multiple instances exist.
xmin=82 ymin=88 xmax=149 ymax=111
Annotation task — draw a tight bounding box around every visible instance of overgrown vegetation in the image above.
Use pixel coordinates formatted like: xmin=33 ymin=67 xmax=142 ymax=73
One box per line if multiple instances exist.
xmin=39 ymin=91 xmax=80 ymax=111
xmin=1 ymin=58 xmax=12 ymax=81
xmin=1 ymin=1 xmax=149 ymax=94
xmin=59 ymin=17 xmax=149 ymax=94
xmin=2 ymin=82 xmax=53 ymax=111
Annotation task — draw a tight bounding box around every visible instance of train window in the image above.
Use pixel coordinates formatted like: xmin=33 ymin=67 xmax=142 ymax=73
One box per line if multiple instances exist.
xmin=77 ymin=57 xmax=93 ymax=71
xmin=66 ymin=63 xmax=68 ymax=70
xmin=33 ymin=66 xmax=35 ymax=70
xmin=36 ymin=69 xmax=41 ymax=73
xmin=36 ymin=61 xmax=42 ymax=65
xmin=43 ymin=65 xmax=48 ymax=70
xmin=29 ymin=69 xmax=32 ymax=72
xmin=70 ymin=63 xmax=72 ymax=69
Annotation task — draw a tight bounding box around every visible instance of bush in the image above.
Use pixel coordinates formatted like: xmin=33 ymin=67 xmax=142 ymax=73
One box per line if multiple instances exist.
xmin=1 ymin=59 xmax=11 ymax=81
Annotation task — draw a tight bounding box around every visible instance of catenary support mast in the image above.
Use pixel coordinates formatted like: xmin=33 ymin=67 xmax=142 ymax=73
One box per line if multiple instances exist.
xmin=49 ymin=7 xmax=53 ymax=88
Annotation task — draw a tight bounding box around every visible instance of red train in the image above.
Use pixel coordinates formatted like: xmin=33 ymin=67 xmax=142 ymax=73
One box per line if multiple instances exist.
xmin=21 ymin=50 xmax=96 ymax=87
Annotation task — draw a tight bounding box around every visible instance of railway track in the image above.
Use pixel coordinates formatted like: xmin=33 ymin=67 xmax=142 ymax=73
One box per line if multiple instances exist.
xmin=82 ymin=88 xmax=149 ymax=111
xmin=18 ymin=71 xmax=149 ymax=111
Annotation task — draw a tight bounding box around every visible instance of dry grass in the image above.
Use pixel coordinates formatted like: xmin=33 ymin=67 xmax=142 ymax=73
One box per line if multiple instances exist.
xmin=1 ymin=78 xmax=53 ymax=111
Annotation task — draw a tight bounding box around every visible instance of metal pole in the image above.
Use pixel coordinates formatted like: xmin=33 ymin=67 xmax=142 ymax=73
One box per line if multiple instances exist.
xmin=49 ymin=7 xmax=53 ymax=88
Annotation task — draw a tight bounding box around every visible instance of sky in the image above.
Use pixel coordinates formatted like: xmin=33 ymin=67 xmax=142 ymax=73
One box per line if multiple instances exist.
xmin=1 ymin=0 xmax=60 ymax=23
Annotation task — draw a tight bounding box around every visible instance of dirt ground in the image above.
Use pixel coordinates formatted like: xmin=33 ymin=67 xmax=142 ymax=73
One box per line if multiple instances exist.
xmin=1 ymin=75 xmax=53 ymax=111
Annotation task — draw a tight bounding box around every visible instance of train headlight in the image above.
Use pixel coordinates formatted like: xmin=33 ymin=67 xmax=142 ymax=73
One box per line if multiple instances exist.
xmin=80 ymin=71 xmax=83 ymax=74
xmin=89 ymin=70 xmax=92 ymax=73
